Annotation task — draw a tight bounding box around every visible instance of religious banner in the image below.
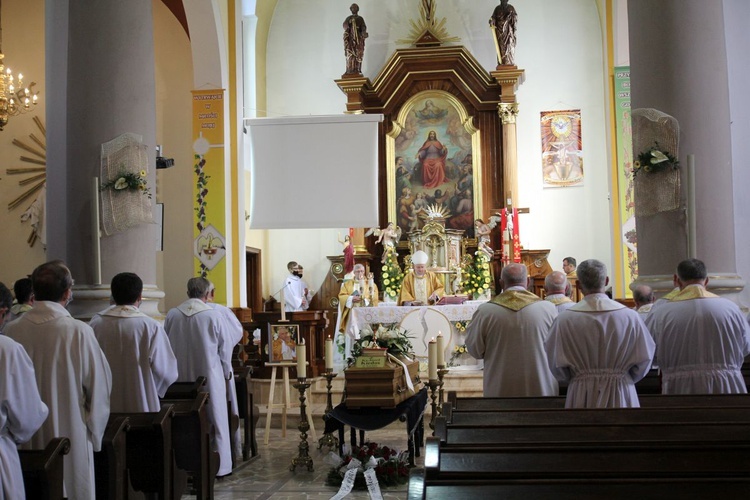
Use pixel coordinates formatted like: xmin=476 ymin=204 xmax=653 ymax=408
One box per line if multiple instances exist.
xmin=500 ymin=208 xmax=521 ymax=263
xmin=540 ymin=110 xmax=583 ymax=188
xmin=613 ymin=66 xmax=637 ymax=293
xmin=192 ymin=89 xmax=227 ymax=304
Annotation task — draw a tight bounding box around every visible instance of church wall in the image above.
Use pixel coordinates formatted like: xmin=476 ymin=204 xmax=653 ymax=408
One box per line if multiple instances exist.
xmin=258 ymin=0 xmax=613 ymax=291
xmin=0 ymin=0 xmax=47 ymax=287
xmin=153 ymin=0 xmax=196 ymax=311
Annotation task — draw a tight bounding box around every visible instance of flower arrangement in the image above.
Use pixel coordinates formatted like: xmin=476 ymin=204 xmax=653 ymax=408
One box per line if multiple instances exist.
xmin=381 ymin=247 xmax=404 ymax=299
xmin=326 ymin=442 xmax=409 ymax=490
xmin=448 ymin=344 xmax=468 ymax=367
xmin=633 ymin=142 xmax=679 ymax=177
xmin=460 ymin=251 xmax=492 ymax=297
xmin=452 ymin=320 xmax=469 ymax=332
xmin=101 ymin=169 xmax=151 ymax=198
xmin=346 ymin=324 xmax=414 ymax=366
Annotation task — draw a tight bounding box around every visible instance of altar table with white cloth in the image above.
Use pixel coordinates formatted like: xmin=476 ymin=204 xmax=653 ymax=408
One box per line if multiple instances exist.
xmin=345 ymin=303 xmax=485 ymax=369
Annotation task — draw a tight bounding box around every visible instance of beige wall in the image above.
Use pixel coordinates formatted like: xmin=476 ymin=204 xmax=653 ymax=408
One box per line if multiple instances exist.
xmin=0 ymin=0 xmax=46 ymax=287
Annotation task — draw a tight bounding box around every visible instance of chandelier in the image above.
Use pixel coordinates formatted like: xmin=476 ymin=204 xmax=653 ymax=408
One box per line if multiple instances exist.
xmin=0 ymin=0 xmax=39 ymax=130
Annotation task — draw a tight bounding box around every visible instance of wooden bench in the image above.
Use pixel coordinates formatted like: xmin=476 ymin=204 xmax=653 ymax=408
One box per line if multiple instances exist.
xmin=234 ymin=365 xmax=259 ymax=460
xmin=446 ymin=391 xmax=750 ymax=411
xmin=19 ymin=437 xmax=71 ymax=500
xmin=111 ymin=404 xmax=177 ymax=500
xmin=94 ymin=416 xmax=130 ymax=500
xmin=409 ymin=436 xmax=750 ymax=499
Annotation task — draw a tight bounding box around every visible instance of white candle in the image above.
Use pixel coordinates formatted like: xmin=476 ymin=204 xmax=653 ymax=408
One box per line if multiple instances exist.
xmin=280 ymin=286 xmax=287 ymax=322
xmin=297 ymin=338 xmax=307 ymax=379
xmin=428 ymin=337 xmax=438 ymax=380
xmin=687 ymin=154 xmax=697 ymax=259
xmin=91 ymin=177 xmax=101 ymax=285
xmin=325 ymin=336 xmax=334 ymax=370
xmin=436 ymin=332 xmax=445 ymax=367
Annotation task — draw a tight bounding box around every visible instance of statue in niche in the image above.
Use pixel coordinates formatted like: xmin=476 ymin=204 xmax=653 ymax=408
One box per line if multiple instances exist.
xmin=489 ymin=0 xmax=517 ymax=66
xmin=343 ymin=3 xmax=368 ymax=75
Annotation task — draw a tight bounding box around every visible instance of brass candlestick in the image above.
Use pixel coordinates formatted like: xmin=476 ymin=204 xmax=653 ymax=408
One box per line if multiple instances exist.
xmin=290 ymin=378 xmax=314 ymax=472
xmin=437 ymin=366 xmax=448 ymax=416
xmin=317 ymin=369 xmax=339 ymax=451
xmin=427 ymin=378 xmax=441 ymax=431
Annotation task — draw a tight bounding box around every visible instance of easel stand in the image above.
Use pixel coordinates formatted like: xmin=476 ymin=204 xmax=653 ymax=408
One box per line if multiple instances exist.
xmin=263 ymin=362 xmax=317 ymax=445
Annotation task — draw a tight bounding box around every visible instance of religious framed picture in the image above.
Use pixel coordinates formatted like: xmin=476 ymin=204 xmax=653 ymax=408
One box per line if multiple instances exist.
xmin=267 ymin=324 xmax=299 ymax=363
xmin=386 ymin=90 xmax=483 ymax=242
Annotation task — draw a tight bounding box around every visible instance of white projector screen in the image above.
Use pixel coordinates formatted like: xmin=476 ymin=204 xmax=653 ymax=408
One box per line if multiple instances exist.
xmin=244 ymin=114 xmax=383 ymax=229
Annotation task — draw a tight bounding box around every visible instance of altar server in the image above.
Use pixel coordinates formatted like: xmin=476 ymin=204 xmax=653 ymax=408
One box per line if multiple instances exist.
xmin=165 ymin=277 xmax=234 ymax=477
xmin=90 ymin=272 xmax=178 ymax=412
xmin=466 ymin=263 xmax=558 ymax=397
xmin=5 ymin=261 xmax=112 ymax=500
xmin=0 ymin=283 xmax=48 ymax=500
xmin=398 ymin=250 xmax=444 ymax=305
xmin=284 ymin=262 xmax=313 ymax=312
xmin=646 ymin=259 xmax=750 ymax=394
xmin=545 ymin=259 xmax=654 ymax=408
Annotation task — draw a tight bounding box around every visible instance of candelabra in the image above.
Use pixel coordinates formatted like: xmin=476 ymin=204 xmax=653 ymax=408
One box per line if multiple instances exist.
xmin=290 ymin=378 xmax=314 ymax=471
xmin=317 ymin=369 xmax=339 ymax=451
xmin=427 ymin=378 xmax=441 ymax=430
xmin=437 ymin=366 xmax=448 ymax=413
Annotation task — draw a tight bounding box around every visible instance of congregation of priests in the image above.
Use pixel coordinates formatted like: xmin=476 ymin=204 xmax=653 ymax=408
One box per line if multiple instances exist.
xmin=2 ymin=256 xmax=750 ymax=499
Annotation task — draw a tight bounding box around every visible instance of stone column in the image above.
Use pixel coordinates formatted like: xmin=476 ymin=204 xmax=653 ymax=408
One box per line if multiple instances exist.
xmin=46 ymin=0 xmax=163 ymax=318
xmin=628 ymin=0 xmax=746 ymax=303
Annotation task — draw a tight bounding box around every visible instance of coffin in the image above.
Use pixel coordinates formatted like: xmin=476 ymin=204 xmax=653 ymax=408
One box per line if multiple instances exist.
xmin=344 ymin=356 xmax=422 ymax=409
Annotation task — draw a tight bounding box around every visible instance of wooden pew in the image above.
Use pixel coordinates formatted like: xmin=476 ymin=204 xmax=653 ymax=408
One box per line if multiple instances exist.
xmin=162 ymin=380 xmax=218 ymax=500
xmin=409 ymin=436 xmax=750 ymax=499
xmin=234 ymin=365 xmax=259 ymax=460
xmin=94 ymin=416 xmax=130 ymax=500
xmin=446 ymin=391 xmax=750 ymax=411
xmin=111 ymin=405 xmax=177 ymax=500
xmin=19 ymin=437 xmax=71 ymax=500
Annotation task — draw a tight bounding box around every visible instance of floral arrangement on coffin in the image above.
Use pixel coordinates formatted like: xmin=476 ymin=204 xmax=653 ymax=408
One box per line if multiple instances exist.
xmin=346 ymin=324 xmax=414 ymax=366
xmin=326 ymin=442 xmax=410 ymax=490
xmin=381 ymin=247 xmax=404 ymax=300
xmin=460 ymin=251 xmax=492 ymax=298
xmin=633 ymin=141 xmax=679 ymax=177
xmin=101 ymin=169 xmax=152 ymax=198
xmin=448 ymin=344 xmax=468 ymax=367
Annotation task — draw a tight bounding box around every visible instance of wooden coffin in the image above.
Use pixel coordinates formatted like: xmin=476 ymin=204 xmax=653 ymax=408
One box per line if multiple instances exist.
xmin=344 ymin=357 xmax=421 ymax=409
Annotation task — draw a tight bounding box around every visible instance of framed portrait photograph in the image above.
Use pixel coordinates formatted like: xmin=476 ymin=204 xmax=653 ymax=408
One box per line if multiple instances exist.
xmin=268 ymin=324 xmax=299 ymax=363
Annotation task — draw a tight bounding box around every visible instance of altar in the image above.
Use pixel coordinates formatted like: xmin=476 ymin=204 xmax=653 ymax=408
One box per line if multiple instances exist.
xmin=345 ymin=304 xmax=484 ymax=370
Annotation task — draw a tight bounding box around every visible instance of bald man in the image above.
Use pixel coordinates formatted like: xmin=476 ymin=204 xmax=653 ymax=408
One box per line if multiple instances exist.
xmin=544 ymin=271 xmax=575 ymax=312
xmin=465 ymin=263 xmax=558 ymax=397
xmin=632 ymin=284 xmax=655 ymax=318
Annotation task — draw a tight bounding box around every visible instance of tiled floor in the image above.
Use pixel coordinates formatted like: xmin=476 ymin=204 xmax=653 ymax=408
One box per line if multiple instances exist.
xmin=190 ymin=422 xmax=423 ymax=499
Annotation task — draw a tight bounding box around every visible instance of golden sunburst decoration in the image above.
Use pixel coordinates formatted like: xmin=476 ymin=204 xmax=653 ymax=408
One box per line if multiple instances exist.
xmin=396 ymin=0 xmax=461 ymax=46
xmin=424 ymin=203 xmax=451 ymax=219
xmin=5 ymin=116 xmax=46 ymax=246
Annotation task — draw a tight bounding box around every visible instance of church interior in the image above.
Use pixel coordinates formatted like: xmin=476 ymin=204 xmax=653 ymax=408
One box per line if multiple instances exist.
xmin=2 ymin=0 xmax=750 ymax=498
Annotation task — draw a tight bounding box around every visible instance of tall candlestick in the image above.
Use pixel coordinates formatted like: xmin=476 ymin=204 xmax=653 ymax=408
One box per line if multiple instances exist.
xmin=325 ymin=336 xmax=333 ymax=370
xmin=428 ymin=337 xmax=438 ymax=380
xmin=297 ymin=338 xmax=307 ymax=378
xmin=436 ymin=332 xmax=445 ymax=367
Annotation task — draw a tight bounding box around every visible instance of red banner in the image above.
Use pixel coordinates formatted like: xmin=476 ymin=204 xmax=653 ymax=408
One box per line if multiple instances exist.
xmin=501 ymin=208 xmax=521 ymax=264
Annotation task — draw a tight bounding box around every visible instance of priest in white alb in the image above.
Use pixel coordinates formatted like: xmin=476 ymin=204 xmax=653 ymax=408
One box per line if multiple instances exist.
xmin=646 ymin=259 xmax=750 ymax=394
xmin=4 ymin=261 xmax=112 ymax=500
xmin=545 ymin=259 xmax=655 ymax=408
xmin=165 ymin=277 xmax=234 ymax=477
xmin=90 ymin=272 xmax=178 ymax=412
xmin=284 ymin=262 xmax=313 ymax=312
xmin=206 ymin=282 xmax=245 ymax=460
xmin=0 ymin=283 xmax=48 ymax=500
xmin=465 ymin=263 xmax=559 ymax=397
xmin=543 ymin=271 xmax=575 ymax=312
xmin=398 ymin=250 xmax=445 ymax=305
